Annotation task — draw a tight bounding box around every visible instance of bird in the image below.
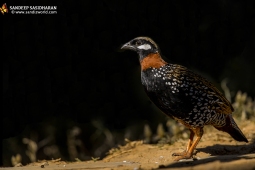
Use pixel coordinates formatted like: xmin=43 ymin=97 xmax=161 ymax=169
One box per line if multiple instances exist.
xmin=121 ymin=37 xmax=248 ymax=161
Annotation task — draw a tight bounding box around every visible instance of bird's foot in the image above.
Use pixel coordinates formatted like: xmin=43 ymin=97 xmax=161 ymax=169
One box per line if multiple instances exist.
xmin=172 ymin=150 xmax=187 ymax=156
xmin=173 ymin=153 xmax=192 ymax=161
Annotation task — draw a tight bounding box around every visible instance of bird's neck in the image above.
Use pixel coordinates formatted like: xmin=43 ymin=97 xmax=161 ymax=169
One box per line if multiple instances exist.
xmin=140 ymin=53 xmax=167 ymax=71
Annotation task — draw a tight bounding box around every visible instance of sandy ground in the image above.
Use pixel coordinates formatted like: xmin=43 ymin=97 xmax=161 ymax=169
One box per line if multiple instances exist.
xmin=3 ymin=120 xmax=255 ymax=170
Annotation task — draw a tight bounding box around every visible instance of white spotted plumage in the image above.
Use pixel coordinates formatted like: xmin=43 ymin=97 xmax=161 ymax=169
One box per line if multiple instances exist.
xmin=143 ymin=63 xmax=233 ymax=128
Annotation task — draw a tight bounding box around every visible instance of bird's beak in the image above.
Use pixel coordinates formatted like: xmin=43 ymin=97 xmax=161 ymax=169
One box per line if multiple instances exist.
xmin=120 ymin=42 xmax=135 ymax=50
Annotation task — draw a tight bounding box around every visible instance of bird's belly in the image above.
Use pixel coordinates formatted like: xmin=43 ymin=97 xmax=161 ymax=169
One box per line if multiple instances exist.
xmin=144 ymin=89 xmax=188 ymax=119
xmin=141 ymin=71 xmax=229 ymax=128
xmin=144 ymin=87 xmax=227 ymax=128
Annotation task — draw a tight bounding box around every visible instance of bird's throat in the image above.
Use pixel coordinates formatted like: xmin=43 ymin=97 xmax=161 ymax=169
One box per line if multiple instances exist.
xmin=140 ymin=53 xmax=167 ymax=71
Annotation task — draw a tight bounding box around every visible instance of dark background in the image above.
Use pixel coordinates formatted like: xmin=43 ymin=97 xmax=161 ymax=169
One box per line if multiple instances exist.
xmin=2 ymin=0 xmax=255 ymax=166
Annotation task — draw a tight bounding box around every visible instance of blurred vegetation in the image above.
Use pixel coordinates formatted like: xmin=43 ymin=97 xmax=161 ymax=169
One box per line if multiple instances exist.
xmin=2 ymin=0 xmax=255 ymax=167
xmin=233 ymin=91 xmax=255 ymax=121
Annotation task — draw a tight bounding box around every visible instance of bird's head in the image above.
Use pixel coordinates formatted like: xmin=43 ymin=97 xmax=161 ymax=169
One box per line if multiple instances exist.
xmin=121 ymin=37 xmax=160 ymax=61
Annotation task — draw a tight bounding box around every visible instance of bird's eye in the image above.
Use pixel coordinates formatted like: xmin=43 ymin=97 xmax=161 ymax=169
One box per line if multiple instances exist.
xmin=136 ymin=41 xmax=141 ymax=46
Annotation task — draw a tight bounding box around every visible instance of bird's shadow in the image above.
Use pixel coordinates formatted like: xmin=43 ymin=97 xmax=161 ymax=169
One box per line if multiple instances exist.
xmin=160 ymin=139 xmax=255 ymax=169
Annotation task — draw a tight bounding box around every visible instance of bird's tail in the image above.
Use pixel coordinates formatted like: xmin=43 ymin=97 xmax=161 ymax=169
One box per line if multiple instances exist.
xmin=214 ymin=115 xmax=248 ymax=143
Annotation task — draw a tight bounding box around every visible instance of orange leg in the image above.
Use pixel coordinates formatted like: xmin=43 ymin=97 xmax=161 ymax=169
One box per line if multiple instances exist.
xmin=173 ymin=127 xmax=203 ymax=161
xmin=172 ymin=129 xmax=195 ymax=156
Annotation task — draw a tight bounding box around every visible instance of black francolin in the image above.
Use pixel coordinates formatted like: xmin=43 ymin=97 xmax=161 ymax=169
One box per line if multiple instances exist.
xmin=121 ymin=37 xmax=248 ymax=161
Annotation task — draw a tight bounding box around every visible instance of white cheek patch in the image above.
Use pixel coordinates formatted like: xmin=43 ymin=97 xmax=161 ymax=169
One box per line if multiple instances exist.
xmin=137 ymin=44 xmax=151 ymax=50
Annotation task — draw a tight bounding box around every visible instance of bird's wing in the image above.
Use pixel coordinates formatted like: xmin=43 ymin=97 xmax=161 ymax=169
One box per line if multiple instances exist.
xmin=171 ymin=64 xmax=234 ymax=115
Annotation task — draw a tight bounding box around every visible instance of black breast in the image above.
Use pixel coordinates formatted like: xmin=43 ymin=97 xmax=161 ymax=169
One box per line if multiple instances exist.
xmin=141 ymin=65 xmax=193 ymax=119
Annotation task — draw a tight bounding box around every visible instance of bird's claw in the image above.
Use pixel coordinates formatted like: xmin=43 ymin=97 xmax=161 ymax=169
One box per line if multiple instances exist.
xmin=172 ymin=150 xmax=187 ymax=156
xmin=172 ymin=150 xmax=193 ymax=161
xmin=173 ymin=154 xmax=193 ymax=161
